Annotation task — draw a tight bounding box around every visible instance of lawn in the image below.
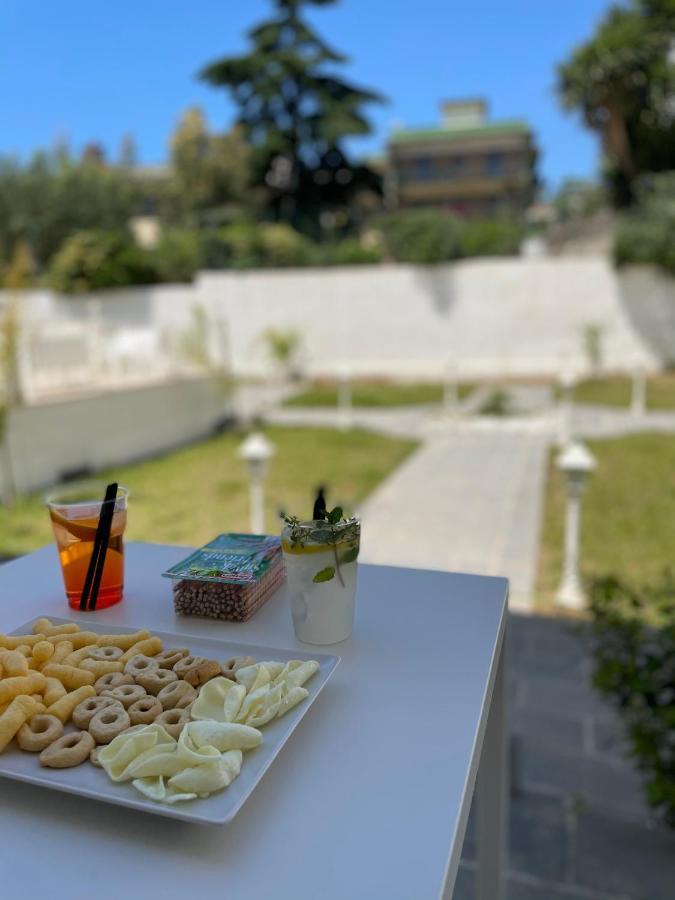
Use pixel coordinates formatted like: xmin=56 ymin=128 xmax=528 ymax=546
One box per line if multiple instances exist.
xmin=0 ymin=426 xmax=418 ymax=557
xmin=572 ymin=374 xmax=675 ymax=410
xmin=536 ymin=433 xmax=675 ymax=602
xmin=285 ymin=379 xmax=474 ymax=408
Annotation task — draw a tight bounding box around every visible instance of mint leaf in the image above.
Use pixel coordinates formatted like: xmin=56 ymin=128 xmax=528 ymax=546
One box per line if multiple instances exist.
xmin=312 ymin=529 xmax=333 ymax=543
xmin=313 ymin=566 xmax=336 ymax=583
xmin=339 ymin=546 xmax=359 ymax=564
xmin=327 ymin=506 xmax=343 ymax=524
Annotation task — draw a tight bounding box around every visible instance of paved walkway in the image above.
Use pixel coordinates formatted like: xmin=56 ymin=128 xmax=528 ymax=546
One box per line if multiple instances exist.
xmin=358 ymin=431 xmax=548 ymax=608
xmin=453 ymin=613 xmax=675 ymax=900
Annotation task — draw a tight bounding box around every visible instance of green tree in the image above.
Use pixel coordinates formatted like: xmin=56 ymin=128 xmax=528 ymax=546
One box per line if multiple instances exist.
xmin=167 ymin=107 xmax=252 ymax=226
xmin=557 ymin=0 xmax=675 ymax=206
xmin=198 ymin=0 xmax=383 ymax=234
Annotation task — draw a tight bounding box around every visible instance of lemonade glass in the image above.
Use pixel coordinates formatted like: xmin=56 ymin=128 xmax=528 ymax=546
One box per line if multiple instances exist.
xmin=282 ymin=516 xmax=360 ymax=644
xmin=46 ymin=482 xmax=129 ymax=610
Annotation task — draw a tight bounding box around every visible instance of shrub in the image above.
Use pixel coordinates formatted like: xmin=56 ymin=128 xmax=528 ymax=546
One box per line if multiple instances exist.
xmin=376 ymin=209 xmax=462 ymax=263
xmin=590 ymin=573 xmax=675 ymax=826
xmin=199 ymin=221 xmax=312 ymax=269
xmin=152 ymin=229 xmax=203 ymax=283
xmin=613 ymin=172 xmax=675 ymax=275
xmin=458 ymin=219 xmax=524 ymax=257
xmin=47 ymin=230 xmax=158 ymax=294
xmin=322 ymin=238 xmax=382 ymax=266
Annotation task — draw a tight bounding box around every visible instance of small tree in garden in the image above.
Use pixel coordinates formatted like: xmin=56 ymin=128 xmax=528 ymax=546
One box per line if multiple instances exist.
xmin=263 ymin=328 xmax=303 ymax=380
xmin=198 ymin=0 xmax=383 ymax=235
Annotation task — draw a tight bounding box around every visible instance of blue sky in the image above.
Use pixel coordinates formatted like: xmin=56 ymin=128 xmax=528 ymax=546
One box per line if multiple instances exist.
xmin=1 ymin=0 xmax=612 ymax=192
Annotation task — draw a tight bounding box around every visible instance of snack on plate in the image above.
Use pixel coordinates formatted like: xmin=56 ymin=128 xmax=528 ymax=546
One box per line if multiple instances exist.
xmin=39 ymin=731 xmax=95 ymax=768
xmin=0 ymin=617 xmax=323 ymax=809
xmin=0 ymin=695 xmax=42 ymax=752
xmin=95 ymin=672 xmax=134 ymax=694
xmin=17 ymin=714 xmax=64 ymax=752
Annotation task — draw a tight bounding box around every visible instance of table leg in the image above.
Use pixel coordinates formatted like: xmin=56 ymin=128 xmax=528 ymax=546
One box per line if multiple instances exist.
xmin=476 ymin=643 xmax=507 ymax=900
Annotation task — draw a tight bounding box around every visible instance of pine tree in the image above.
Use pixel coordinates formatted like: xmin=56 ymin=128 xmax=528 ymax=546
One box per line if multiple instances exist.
xmin=199 ymin=0 xmax=383 ymax=233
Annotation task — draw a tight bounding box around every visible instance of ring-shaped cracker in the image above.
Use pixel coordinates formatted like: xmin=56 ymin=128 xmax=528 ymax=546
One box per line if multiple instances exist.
xmin=16 ymin=714 xmax=64 ymax=752
xmin=101 ymin=683 xmax=146 ymax=709
xmin=128 ymin=696 xmax=163 ymax=726
xmin=135 ymin=669 xmax=178 ymax=695
xmin=88 ymin=646 xmax=123 ymax=662
xmin=95 ymin=672 xmax=134 ymax=694
xmin=221 ymin=655 xmax=256 ymax=680
xmin=72 ymin=695 xmax=123 ymax=729
xmin=124 ymin=654 xmax=159 ymax=679
xmin=89 ymin=705 xmax=131 ymax=744
xmin=154 ymin=708 xmax=191 ymax=739
xmin=184 ymin=659 xmax=221 ymax=687
xmin=154 ymin=648 xmax=189 ymax=670
xmin=39 ymin=730 xmax=94 ymax=768
xmin=156 ymin=679 xmax=197 ymax=710
xmin=173 ymin=655 xmax=206 ymax=678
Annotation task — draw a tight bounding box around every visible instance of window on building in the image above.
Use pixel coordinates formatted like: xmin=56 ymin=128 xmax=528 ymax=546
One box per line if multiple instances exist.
xmin=414 ymin=157 xmax=433 ymax=181
xmin=486 ymin=152 xmax=504 ymax=177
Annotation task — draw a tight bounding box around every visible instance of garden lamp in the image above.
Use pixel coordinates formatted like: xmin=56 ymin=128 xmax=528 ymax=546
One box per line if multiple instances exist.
xmin=555 ymin=441 xmax=596 ymax=610
xmin=238 ymin=432 xmax=276 ymax=534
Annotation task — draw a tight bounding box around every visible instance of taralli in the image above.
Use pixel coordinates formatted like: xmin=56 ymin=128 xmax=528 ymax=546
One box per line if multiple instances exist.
xmin=128 ymin=696 xmax=162 ymax=726
xmin=184 ymin=659 xmax=222 ymax=688
xmin=102 ymin=684 xmax=146 ymax=709
xmin=0 ymin=633 xmax=47 ymax=650
xmin=154 ymin=707 xmax=191 ymax=739
xmin=72 ymin=696 xmax=124 ymax=729
xmin=16 ymin=714 xmax=64 ymax=752
xmin=124 ymin=654 xmax=158 ymax=679
xmin=42 ymin=663 xmax=95 ymax=691
xmin=79 ymin=659 xmax=124 ymax=678
xmin=0 ymin=695 xmax=41 ymax=752
xmin=154 ymin=648 xmax=189 ymax=669
xmin=43 ymin=676 xmax=67 ymax=707
xmin=157 ymin=679 xmax=196 ymax=710
xmin=31 ymin=641 xmax=55 ymax=665
xmin=0 ymin=649 xmax=29 ymax=677
xmin=0 ymin=672 xmax=47 ymax=707
xmin=50 ymin=641 xmax=74 ymax=664
xmin=39 ymin=731 xmax=95 ymax=768
xmin=89 ymin=705 xmax=131 ymax=744
xmin=32 ymin=618 xmax=79 ymax=637
xmin=95 ymin=672 xmax=134 ymax=694
xmin=88 ymin=646 xmax=123 ymax=662
xmin=47 ymin=685 xmax=96 ymax=724
xmin=119 ymin=637 xmax=163 ymax=664
xmin=221 ymin=655 xmax=256 ymax=680
xmin=96 ymin=629 xmax=151 ymax=651
xmin=173 ymin=655 xmax=207 ymax=678
xmin=135 ymin=669 xmax=178 ymax=695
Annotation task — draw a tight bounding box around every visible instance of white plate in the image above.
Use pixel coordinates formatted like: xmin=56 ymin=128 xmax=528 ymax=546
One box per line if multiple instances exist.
xmin=0 ymin=617 xmax=339 ymax=825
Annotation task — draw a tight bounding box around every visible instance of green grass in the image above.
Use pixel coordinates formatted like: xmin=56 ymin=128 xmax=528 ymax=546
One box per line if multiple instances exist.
xmin=536 ymin=433 xmax=675 ymax=602
xmin=0 ymin=426 xmax=418 ymax=557
xmin=285 ymin=379 xmax=474 ymax=408
xmin=572 ymin=374 xmax=675 ymax=410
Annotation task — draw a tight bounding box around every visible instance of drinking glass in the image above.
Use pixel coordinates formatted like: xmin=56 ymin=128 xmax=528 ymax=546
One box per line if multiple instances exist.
xmin=45 ymin=482 xmax=129 ymax=610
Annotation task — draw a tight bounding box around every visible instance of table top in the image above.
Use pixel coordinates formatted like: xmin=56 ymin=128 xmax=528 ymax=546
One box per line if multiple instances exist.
xmin=0 ymin=542 xmax=507 ymax=900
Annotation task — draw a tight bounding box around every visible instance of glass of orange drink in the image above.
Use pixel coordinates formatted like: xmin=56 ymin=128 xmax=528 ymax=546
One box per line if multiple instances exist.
xmin=45 ymin=483 xmax=129 ymax=610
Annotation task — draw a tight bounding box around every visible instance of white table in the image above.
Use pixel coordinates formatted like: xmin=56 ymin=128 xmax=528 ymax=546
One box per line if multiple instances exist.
xmin=0 ymin=542 xmax=508 ymax=900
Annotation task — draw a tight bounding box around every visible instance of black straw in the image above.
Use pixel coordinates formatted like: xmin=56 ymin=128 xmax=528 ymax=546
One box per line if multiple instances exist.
xmin=79 ymin=482 xmax=118 ymax=612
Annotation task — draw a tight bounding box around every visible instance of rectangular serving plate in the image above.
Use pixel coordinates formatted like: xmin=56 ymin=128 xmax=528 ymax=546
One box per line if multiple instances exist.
xmin=0 ymin=617 xmax=339 ymax=825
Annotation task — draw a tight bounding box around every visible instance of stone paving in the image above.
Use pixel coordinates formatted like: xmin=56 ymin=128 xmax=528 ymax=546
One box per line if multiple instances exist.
xmin=453 ymin=613 xmax=675 ymax=900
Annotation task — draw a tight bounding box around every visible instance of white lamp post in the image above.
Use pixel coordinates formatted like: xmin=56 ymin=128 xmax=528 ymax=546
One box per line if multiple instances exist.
xmin=555 ymin=441 xmax=596 ymax=610
xmin=337 ymin=364 xmax=353 ymax=432
xmin=630 ymin=365 xmax=646 ymax=418
xmin=238 ymin=432 xmax=276 ymax=534
xmin=557 ymin=368 xmax=576 ymax=446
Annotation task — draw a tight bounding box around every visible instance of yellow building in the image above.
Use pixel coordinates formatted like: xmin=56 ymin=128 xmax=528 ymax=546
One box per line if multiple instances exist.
xmin=387 ymin=99 xmax=537 ymax=217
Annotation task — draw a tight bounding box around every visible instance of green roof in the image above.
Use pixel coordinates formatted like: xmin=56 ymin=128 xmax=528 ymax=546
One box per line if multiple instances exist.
xmin=390 ymin=120 xmax=531 ymax=144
